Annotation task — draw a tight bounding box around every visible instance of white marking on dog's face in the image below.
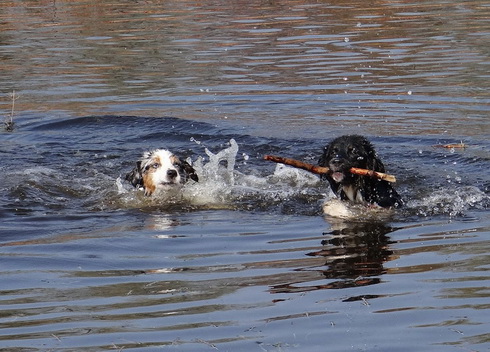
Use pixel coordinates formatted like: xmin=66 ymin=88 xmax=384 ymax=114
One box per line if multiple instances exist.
xmin=140 ymin=149 xmax=182 ymax=196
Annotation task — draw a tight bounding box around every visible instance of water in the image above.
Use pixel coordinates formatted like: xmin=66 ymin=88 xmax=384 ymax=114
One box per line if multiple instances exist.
xmin=1 ymin=0 xmax=490 ymax=351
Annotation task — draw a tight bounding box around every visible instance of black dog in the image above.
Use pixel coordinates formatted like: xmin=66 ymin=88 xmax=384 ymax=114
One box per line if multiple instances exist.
xmin=318 ymin=135 xmax=403 ymax=208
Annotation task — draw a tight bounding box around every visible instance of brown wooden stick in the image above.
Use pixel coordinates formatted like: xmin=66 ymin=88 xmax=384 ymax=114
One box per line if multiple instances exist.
xmin=263 ymin=155 xmax=329 ymax=174
xmin=349 ymin=167 xmax=397 ymax=183
xmin=432 ymin=143 xmax=466 ymax=149
xmin=263 ymin=155 xmax=397 ymax=183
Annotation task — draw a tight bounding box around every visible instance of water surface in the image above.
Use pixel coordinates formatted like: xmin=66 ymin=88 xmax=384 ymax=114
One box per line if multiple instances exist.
xmin=1 ymin=0 xmax=489 ymax=351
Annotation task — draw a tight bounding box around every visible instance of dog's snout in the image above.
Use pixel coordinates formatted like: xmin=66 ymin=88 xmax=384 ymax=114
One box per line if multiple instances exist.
xmin=330 ymin=158 xmax=343 ymax=167
xmin=167 ymin=169 xmax=178 ymax=178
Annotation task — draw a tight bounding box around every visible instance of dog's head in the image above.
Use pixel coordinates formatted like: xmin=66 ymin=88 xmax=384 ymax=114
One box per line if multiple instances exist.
xmin=319 ymin=135 xmax=403 ymax=208
xmin=319 ymin=135 xmax=385 ymax=185
xmin=125 ymin=149 xmax=198 ymax=196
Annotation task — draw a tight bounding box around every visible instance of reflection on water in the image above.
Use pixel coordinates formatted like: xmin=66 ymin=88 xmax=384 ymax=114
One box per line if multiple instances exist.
xmin=1 ymin=210 xmax=488 ymax=351
xmin=1 ymin=0 xmax=489 ymax=137
xmin=1 ymin=118 xmax=489 ymax=352
xmin=272 ymin=221 xmax=395 ymax=294
xmin=1 ymin=0 xmax=489 ymax=351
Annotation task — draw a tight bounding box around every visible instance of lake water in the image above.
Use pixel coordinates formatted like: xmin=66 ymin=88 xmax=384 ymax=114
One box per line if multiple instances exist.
xmin=1 ymin=0 xmax=489 ymax=351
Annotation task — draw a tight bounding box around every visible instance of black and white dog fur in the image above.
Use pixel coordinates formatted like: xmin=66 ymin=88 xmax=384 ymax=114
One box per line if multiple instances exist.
xmin=318 ymin=135 xmax=403 ymax=208
xmin=126 ymin=149 xmax=198 ymax=196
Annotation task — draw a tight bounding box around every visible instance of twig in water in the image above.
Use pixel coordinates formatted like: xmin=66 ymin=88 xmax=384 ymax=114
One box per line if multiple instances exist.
xmin=432 ymin=141 xmax=467 ymax=149
xmin=4 ymin=90 xmax=18 ymax=132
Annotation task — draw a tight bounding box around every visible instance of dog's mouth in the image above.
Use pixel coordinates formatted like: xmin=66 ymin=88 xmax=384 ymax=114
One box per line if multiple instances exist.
xmin=329 ymin=162 xmax=350 ymax=183
xmin=331 ymin=171 xmax=346 ymax=183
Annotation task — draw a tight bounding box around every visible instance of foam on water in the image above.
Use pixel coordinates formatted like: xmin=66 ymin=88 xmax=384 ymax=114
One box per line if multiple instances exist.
xmin=408 ymin=185 xmax=490 ymax=218
xmin=183 ymin=139 xmax=323 ymax=212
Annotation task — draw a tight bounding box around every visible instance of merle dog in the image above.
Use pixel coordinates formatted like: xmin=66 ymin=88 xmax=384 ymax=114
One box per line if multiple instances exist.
xmin=126 ymin=149 xmax=198 ymax=196
xmin=318 ymin=135 xmax=403 ymax=208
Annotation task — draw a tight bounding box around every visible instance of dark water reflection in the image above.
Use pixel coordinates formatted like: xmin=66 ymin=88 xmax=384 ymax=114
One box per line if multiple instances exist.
xmin=1 ymin=0 xmax=490 ymax=351
xmin=272 ymin=222 xmax=395 ymax=294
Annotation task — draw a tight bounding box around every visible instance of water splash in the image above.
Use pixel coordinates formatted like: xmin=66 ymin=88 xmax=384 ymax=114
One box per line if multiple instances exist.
xmin=184 ymin=139 xmax=322 ymax=211
xmin=111 ymin=140 xmax=489 ymax=217
xmin=6 ymin=138 xmax=487 ymax=218
xmin=408 ymin=186 xmax=489 ymax=218
xmin=183 ymin=139 xmax=239 ymax=206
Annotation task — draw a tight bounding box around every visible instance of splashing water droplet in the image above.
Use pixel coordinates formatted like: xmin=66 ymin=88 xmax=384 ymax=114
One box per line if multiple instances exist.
xmin=190 ymin=137 xmax=201 ymax=145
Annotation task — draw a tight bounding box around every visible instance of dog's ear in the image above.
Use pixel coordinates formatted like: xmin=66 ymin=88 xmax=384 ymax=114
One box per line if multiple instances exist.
xmin=371 ymin=156 xmax=386 ymax=172
xmin=367 ymin=152 xmax=386 ymax=173
xmin=358 ymin=138 xmax=385 ymax=172
xmin=125 ymin=161 xmax=144 ymax=188
xmin=318 ymin=144 xmax=330 ymax=167
xmin=181 ymin=160 xmax=199 ymax=182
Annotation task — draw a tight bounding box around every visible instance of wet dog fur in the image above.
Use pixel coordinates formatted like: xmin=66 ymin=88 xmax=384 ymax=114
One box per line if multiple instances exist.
xmin=318 ymin=135 xmax=403 ymax=208
xmin=126 ymin=149 xmax=198 ymax=196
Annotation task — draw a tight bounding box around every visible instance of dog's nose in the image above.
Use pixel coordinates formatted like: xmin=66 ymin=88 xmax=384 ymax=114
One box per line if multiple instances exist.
xmin=167 ymin=169 xmax=178 ymax=179
xmin=331 ymin=158 xmax=343 ymax=167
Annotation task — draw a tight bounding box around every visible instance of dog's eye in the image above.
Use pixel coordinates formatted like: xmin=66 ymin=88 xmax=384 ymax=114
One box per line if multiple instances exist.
xmin=145 ymin=162 xmax=160 ymax=171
